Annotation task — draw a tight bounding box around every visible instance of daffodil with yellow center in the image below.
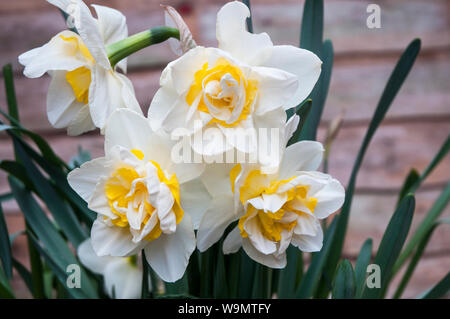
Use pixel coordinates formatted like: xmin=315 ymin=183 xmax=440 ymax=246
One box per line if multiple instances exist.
xmin=149 ymin=1 xmax=322 ymax=162
xmin=19 ymin=0 xmax=141 ymax=135
xmin=195 ymin=124 xmax=345 ymax=268
xmin=68 ymin=109 xmax=210 ymax=282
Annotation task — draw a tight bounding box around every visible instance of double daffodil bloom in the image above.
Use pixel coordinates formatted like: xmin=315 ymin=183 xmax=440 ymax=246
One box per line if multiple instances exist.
xmin=149 ymin=1 xmax=322 ymax=164
xmin=78 ymin=239 xmax=145 ymax=299
xmin=196 ymin=115 xmax=345 ymax=268
xmin=18 ymin=0 xmax=141 ymax=135
xmin=68 ymin=109 xmax=209 ymax=282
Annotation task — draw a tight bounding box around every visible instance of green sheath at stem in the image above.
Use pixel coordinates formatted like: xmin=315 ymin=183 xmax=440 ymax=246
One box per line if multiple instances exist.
xmin=106 ymin=26 xmax=180 ymax=68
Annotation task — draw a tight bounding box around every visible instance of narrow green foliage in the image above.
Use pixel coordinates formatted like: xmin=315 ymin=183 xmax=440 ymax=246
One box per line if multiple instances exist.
xmin=332 ymin=260 xmax=355 ymax=299
xmin=354 ymin=239 xmax=372 ymax=298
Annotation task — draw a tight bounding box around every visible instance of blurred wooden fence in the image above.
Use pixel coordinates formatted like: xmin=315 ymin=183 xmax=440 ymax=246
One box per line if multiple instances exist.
xmin=0 ymin=0 xmax=449 ymax=298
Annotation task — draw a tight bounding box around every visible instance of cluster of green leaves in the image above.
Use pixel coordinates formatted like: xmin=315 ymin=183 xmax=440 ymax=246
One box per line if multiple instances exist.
xmin=0 ymin=0 xmax=449 ymax=299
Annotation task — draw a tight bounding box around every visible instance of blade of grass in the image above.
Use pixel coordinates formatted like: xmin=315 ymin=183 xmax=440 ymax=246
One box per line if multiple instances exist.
xmin=2 ymin=64 xmax=19 ymax=123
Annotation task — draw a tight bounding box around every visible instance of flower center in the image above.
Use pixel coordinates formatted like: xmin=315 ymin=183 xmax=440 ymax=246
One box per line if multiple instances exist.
xmin=231 ymin=164 xmax=318 ymax=242
xmin=186 ymin=57 xmax=258 ymax=127
xmin=104 ymin=149 xmax=183 ymax=242
xmin=60 ymin=35 xmax=94 ymax=104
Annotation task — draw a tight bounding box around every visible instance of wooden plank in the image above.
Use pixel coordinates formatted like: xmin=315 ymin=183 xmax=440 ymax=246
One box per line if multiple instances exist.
xmin=2 ymin=52 xmax=449 ymax=132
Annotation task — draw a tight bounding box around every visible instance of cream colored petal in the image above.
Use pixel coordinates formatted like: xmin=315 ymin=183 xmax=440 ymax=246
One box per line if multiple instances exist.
xmin=242 ymin=238 xmax=286 ymax=268
xmin=144 ymin=214 xmax=195 ymax=282
xmin=222 ymin=226 xmax=242 ymax=254
xmin=77 ymin=239 xmax=117 ymax=275
xmin=254 ymin=45 xmax=322 ymax=109
xmin=179 ymin=179 xmax=212 ymax=230
xmin=104 ymin=259 xmax=143 ymax=299
xmin=278 ymin=141 xmax=324 ymax=179
xmin=216 ymin=1 xmax=273 ymax=64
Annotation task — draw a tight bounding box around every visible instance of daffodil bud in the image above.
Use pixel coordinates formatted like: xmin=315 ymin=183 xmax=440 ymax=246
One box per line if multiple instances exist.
xmin=162 ymin=5 xmax=197 ymax=55
xmin=106 ymin=26 xmax=180 ymax=68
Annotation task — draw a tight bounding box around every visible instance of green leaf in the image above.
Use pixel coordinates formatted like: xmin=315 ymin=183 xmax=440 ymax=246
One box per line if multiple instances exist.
xmin=12 ymin=257 xmax=33 ymax=295
xmin=397 ymin=169 xmax=420 ymax=204
xmin=354 ymin=238 xmax=372 ymax=298
xmin=394 ymin=183 xmax=450 ymax=274
xmin=0 ymin=265 xmax=14 ymax=298
xmin=141 ymin=251 xmax=151 ymax=299
xmin=26 ymin=227 xmax=45 ymax=299
xmin=332 ymin=260 xmax=356 ymax=299
xmin=2 ymin=64 xmax=19 ymax=124
xmin=362 ymin=195 xmax=415 ymax=299
xmin=420 ymin=272 xmax=450 ymax=299
xmin=238 ymin=250 xmax=256 ymax=298
xmin=317 ymin=39 xmax=421 ymax=298
xmin=242 ymin=0 xmax=253 ymax=33
xmin=393 ymin=219 xmax=450 ymax=299
xmin=420 ymin=135 xmax=450 ymax=185
xmin=299 ymin=40 xmax=334 ymax=141
xmin=287 ymin=99 xmax=312 ymax=145
xmin=165 ymin=274 xmax=189 ymax=295
xmin=13 ymin=138 xmax=87 ymax=247
xmin=0 ymin=160 xmax=35 ymax=191
xmin=300 ymin=0 xmax=323 ymax=54
xmin=0 ymin=192 xmax=13 ymax=203
xmin=0 ymin=204 xmax=12 ymax=279
xmin=213 ymin=245 xmax=229 ymax=298
xmin=224 ymin=250 xmax=241 ymax=298
xmin=277 ymin=246 xmax=303 ymax=298
xmin=8 ymin=176 xmax=98 ymax=298
xmin=186 ymin=249 xmax=201 ymax=297
xmin=251 ymin=264 xmax=272 ymax=299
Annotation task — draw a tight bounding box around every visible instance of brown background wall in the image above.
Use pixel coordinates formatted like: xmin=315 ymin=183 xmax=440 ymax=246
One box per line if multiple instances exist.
xmin=0 ymin=0 xmax=449 ymax=298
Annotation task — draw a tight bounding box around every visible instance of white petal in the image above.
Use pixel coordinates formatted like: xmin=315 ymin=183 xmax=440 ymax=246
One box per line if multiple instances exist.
xmin=252 ymin=66 xmax=298 ymax=115
xmin=104 ymin=259 xmax=143 ymax=299
xmin=190 ymin=124 xmax=233 ymax=157
xmin=254 ymin=45 xmax=322 ymax=109
xmin=88 ymin=67 xmax=141 ymax=130
xmin=67 ymin=104 xmax=96 ymax=136
xmin=148 ymin=87 xmax=177 ymax=132
xmin=18 ymin=30 xmax=87 ymax=78
xmin=278 ymin=141 xmax=324 ymax=179
xmin=293 ymin=214 xmax=319 ymax=237
xmin=219 ymin=118 xmax=257 ymax=155
xmin=242 ymin=238 xmax=286 ymax=268
xmin=144 ymin=214 xmax=195 ymax=282
xmin=104 ymin=109 xmax=158 ymax=159
xmin=296 ymin=172 xmax=345 ymax=219
xmin=284 ymin=114 xmax=300 ymax=145
xmin=216 ymin=1 xmax=273 ymax=64
xmin=179 ymin=179 xmax=212 ymax=230
xmin=155 ymin=183 xmax=176 ymax=234
xmin=244 ymin=216 xmax=277 ymax=255
xmin=91 ymin=219 xmax=144 ymax=257
xmin=291 ymin=220 xmax=323 ymax=252
xmin=67 ymin=157 xmax=110 ymax=203
xmin=93 ymin=4 xmax=128 ymax=72
xmin=200 ymin=163 xmax=234 ymax=197
xmin=170 ymin=162 xmax=205 ymax=184
xmin=77 ymin=239 xmax=117 ymax=275
xmin=223 ymin=226 xmax=242 ymax=254
xmin=197 ymin=195 xmax=236 ymax=252
xmin=46 ymin=71 xmax=82 ymax=128
xmin=167 ymin=46 xmax=208 ymax=94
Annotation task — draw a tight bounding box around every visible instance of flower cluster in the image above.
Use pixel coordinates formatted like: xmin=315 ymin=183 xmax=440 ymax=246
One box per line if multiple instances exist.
xmin=20 ymin=0 xmax=345 ymax=287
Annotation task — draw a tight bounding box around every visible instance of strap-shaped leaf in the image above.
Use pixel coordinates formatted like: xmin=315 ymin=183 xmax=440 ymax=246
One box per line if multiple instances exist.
xmin=0 ymin=265 xmax=14 ymax=299
xmin=420 ymin=272 xmax=450 ymax=299
xmin=300 ymin=0 xmax=323 ymax=54
xmin=277 ymin=246 xmax=303 ymax=298
xmin=394 ymin=183 xmax=450 ymax=274
xmin=242 ymin=0 xmax=253 ymax=33
xmin=13 ymin=137 xmax=87 ymax=247
xmin=394 ymin=219 xmax=450 ymax=298
xmin=287 ymin=99 xmax=312 ymax=145
xmin=318 ymin=39 xmax=421 ymax=297
xmin=354 ymin=238 xmax=373 ymax=298
xmin=362 ymin=195 xmax=415 ymax=299
xmin=8 ymin=176 xmax=98 ymax=298
xmin=0 ymin=204 xmax=12 ymax=279
xmin=332 ymin=260 xmax=356 ymax=299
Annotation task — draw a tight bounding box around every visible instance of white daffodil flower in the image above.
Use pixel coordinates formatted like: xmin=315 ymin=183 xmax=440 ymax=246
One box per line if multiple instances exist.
xmin=78 ymin=239 xmax=144 ymax=299
xmin=196 ymin=114 xmax=301 ymax=251
xmin=149 ymin=1 xmax=321 ymax=166
xmin=196 ymin=114 xmax=345 ymax=268
xmin=18 ymin=0 xmax=141 ymax=135
xmin=68 ymin=109 xmax=209 ymax=282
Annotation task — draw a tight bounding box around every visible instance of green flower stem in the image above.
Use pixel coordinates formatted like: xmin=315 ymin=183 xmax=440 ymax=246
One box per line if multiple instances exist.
xmin=106 ymin=26 xmax=180 ymax=68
